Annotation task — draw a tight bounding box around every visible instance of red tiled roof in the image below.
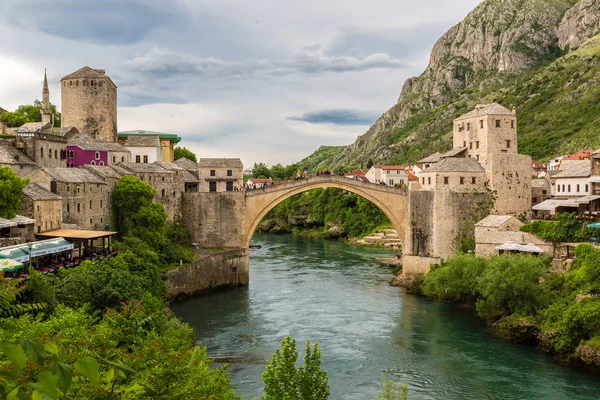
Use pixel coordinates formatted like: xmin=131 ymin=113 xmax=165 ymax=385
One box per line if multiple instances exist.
xmin=407 ymin=172 xmax=419 ymax=182
xmin=377 ymin=165 xmax=408 ymax=171
xmin=563 ymin=150 xmax=594 ymax=161
xmin=249 ymin=178 xmax=272 ymax=184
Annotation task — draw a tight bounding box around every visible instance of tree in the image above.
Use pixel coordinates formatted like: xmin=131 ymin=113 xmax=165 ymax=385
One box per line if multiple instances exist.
xmin=174 ymin=146 xmax=198 ymax=163
xmin=252 ymin=162 xmax=271 ymax=179
xmin=366 ymin=159 xmax=374 ymax=169
xmin=262 ymin=336 xmax=329 ymax=400
xmin=270 ymin=164 xmax=287 ymax=181
xmin=113 ymin=176 xmax=156 ymax=237
xmin=376 ymin=378 xmax=411 ymax=400
xmin=0 ymin=166 xmax=28 ymax=219
xmin=0 ymin=101 xmax=61 ymax=128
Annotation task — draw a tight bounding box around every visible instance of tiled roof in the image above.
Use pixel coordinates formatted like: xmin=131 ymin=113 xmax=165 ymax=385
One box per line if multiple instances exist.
xmin=199 ymin=158 xmax=243 ymax=168
xmin=475 ymin=215 xmax=520 ymax=228
xmin=109 ymin=164 xmax=135 ymax=176
xmin=532 ymin=179 xmax=550 ymax=188
xmin=418 ymin=152 xmax=442 ymax=163
xmin=183 ymin=170 xmax=200 ymax=183
xmin=440 ymin=147 xmax=467 ymax=158
xmin=68 ymin=134 xmax=129 ymax=152
xmin=455 ymin=103 xmax=514 ymax=121
xmin=124 ymin=135 xmax=161 ymax=147
xmin=18 ymin=122 xmax=50 ymax=133
xmin=23 ymin=183 xmax=62 ymax=201
xmin=155 ymin=161 xmax=184 ymax=171
xmin=174 ymin=157 xmax=199 ymax=170
xmin=42 ymin=167 xmax=107 ymax=184
xmin=423 ymin=157 xmax=484 ymax=173
xmin=0 ymin=146 xmax=36 ymax=165
xmin=83 ymin=165 xmax=128 ymax=180
xmin=61 ymin=67 xmax=116 ymax=87
xmin=407 ymin=172 xmax=419 ymax=181
xmin=377 ymin=166 xmax=407 ymax=171
xmin=119 ymin=162 xmax=173 ymax=174
xmin=553 ymin=160 xmax=591 ymax=178
xmin=249 ymin=178 xmax=272 ymax=184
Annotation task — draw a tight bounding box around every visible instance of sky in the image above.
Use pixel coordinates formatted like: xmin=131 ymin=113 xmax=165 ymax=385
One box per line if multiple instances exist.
xmin=0 ymin=0 xmax=482 ymax=168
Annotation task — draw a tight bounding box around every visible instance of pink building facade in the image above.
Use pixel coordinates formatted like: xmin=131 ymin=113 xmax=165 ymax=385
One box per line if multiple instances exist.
xmin=66 ymin=145 xmax=108 ymax=168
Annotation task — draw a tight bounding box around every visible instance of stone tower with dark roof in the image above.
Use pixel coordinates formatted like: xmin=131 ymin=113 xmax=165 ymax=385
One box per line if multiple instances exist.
xmin=41 ymin=69 xmax=53 ymax=127
xmin=61 ymin=66 xmax=117 ymax=142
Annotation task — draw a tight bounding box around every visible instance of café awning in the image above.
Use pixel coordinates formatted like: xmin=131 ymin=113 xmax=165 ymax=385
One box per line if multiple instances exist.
xmin=28 ymin=238 xmax=74 ymax=258
xmin=495 ymin=242 xmax=544 ymax=254
xmin=532 ymin=199 xmax=580 ymax=211
xmin=0 ymin=245 xmax=30 ymax=263
xmin=0 ymin=258 xmax=24 ymax=273
xmin=575 ymin=195 xmax=600 ymax=204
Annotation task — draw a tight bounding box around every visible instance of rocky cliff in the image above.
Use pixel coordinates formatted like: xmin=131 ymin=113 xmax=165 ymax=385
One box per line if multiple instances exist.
xmin=301 ymin=0 xmax=600 ymax=170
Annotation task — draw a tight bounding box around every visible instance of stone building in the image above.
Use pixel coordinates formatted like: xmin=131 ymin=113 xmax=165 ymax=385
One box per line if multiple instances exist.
xmin=0 ymin=144 xmax=37 ymax=176
xmin=26 ymin=167 xmax=110 ymax=230
xmin=174 ymin=157 xmax=200 ymax=192
xmin=14 ymin=130 xmax=68 ymax=169
xmin=532 ymin=178 xmax=551 ymax=205
xmin=119 ymin=162 xmax=184 ymax=221
xmin=118 ymin=130 xmax=182 ymax=163
xmin=198 ymin=158 xmax=243 ymax=193
xmin=418 ymin=157 xmax=487 ymax=192
xmin=551 ymin=160 xmax=591 ymax=197
xmin=20 ymin=183 xmax=63 ymax=235
xmin=66 ymin=132 xmax=131 ymax=167
xmin=61 ymin=67 xmax=117 ymax=142
xmin=83 ymin=165 xmax=133 ymax=226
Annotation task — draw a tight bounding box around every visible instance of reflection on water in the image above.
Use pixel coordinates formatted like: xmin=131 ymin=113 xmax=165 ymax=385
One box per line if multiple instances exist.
xmin=171 ymin=234 xmax=600 ymax=399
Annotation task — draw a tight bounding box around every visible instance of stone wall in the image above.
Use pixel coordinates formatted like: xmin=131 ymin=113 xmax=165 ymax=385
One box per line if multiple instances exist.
xmin=182 ymin=191 xmax=245 ymax=248
xmin=487 ymin=153 xmax=532 ymax=215
xmin=20 ymin=197 xmax=62 ymax=234
xmin=164 ymin=248 xmax=249 ymax=299
xmin=405 ymin=190 xmax=435 ymax=257
xmin=20 ymin=134 xmax=67 ymax=168
xmin=199 ymin=166 xmax=243 ymax=192
xmin=61 ymin=77 xmax=117 ymax=142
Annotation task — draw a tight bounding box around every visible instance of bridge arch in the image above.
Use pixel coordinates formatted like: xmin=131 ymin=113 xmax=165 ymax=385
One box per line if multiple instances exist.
xmin=243 ymin=176 xmax=407 ymax=248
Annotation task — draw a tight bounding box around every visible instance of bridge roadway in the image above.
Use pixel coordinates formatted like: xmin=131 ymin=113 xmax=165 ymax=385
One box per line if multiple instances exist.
xmin=243 ymin=176 xmax=408 ymax=248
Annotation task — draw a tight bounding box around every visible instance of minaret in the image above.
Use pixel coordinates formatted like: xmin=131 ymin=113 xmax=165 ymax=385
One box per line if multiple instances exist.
xmin=41 ymin=69 xmax=52 ymax=126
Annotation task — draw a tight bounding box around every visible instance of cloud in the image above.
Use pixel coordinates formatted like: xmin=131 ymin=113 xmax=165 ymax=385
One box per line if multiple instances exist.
xmin=4 ymin=0 xmax=188 ymax=45
xmin=287 ymin=109 xmax=380 ymax=126
xmin=125 ymin=46 xmax=409 ymax=80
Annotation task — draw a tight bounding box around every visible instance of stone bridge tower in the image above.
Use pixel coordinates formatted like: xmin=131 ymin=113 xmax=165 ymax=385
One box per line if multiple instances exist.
xmin=61 ymin=66 xmax=117 ymax=142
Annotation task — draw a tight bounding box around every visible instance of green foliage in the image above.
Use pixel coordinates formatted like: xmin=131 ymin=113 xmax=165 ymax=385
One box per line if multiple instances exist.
xmin=0 ymin=166 xmax=28 ymax=219
xmin=0 ymin=275 xmax=46 ymax=317
xmin=0 ymin=101 xmax=61 ymax=127
xmin=422 ymin=255 xmax=487 ymax=302
xmin=262 ymin=336 xmax=330 ymax=400
xmin=174 ymin=146 xmax=198 ymax=163
xmin=376 ymin=378 xmax=411 ymax=400
xmin=252 ymin=162 xmax=271 ymax=179
xmin=114 ymin=176 xmax=157 ymax=237
xmin=521 ymin=213 xmax=599 ymax=242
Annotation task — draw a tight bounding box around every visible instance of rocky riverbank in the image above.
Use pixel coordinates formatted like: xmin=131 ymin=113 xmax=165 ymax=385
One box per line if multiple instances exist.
xmin=351 ymin=229 xmax=402 ymax=249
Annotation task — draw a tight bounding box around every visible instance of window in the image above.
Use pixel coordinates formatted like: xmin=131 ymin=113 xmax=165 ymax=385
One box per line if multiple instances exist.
xmin=98 ymin=81 xmax=103 ymax=87
xmin=101 ymin=218 xmax=104 ymax=223
xmin=586 ymin=184 xmax=589 ymax=193
xmin=49 ymin=149 xmax=52 ymax=158
xmin=99 ymin=161 xmax=104 ymax=166
xmin=209 ymin=181 xmax=217 ymax=192
xmin=460 ymin=177 xmax=465 ymax=185
xmin=40 ymin=147 xmax=43 ymax=157
xmin=162 ymin=176 xmax=165 ymax=182
xmin=210 ymin=169 xmax=216 ymax=177
xmin=67 ymin=185 xmax=70 ymax=191
xmin=543 ymin=190 xmax=547 ymax=195
xmin=476 ymin=155 xmax=480 ymax=161
xmin=68 ymin=150 xmax=74 ymax=158
xmin=568 ymin=185 xmax=571 ymax=192
xmin=466 ymin=123 xmax=470 ymax=131
xmin=143 ymin=155 xmax=148 ymax=163
xmin=121 ymin=156 xmax=125 ymax=162
xmin=558 ymin=185 xmax=561 ymax=193
xmin=77 ymin=203 xmax=80 ymax=213
xmin=69 ymin=162 xmax=74 ymax=168
xmin=428 ymin=177 xmax=431 ymax=185
xmin=162 ymin=189 xmax=165 ymax=196
xmin=506 ymin=140 xmax=511 ymax=148
xmin=389 ymin=180 xmax=394 ymax=185
xmin=100 ymin=199 xmax=103 ymax=208
xmin=55 ymin=150 xmax=58 ymax=159
xmin=577 ymin=184 xmax=580 ymax=192
xmin=226 ymin=181 xmax=234 ymax=191
xmin=422 ymin=177 xmax=425 ymax=184
xmin=227 ymin=169 xmax=233 ymax=177
xmin=476 ymin=141 xmax=479 ymax=149
xmin=112 ymin=156 xmax=116 ymax=163
xmin=469 ymin=142 xmax=473 ymax=149
xmin=95 ymin=151 xmax=100 ymax=160
xmin=496 ymin=120 xmax=501 ymax=128
xmin=463 ymin=141 xmax=466 ymax=148
xmin=480 ymin=120 xmax=484 ymax=129
xmin=37 ymin=205 xmax=40 ymax=212
xmin=90 ymin=218 xmax=92 ymax=225
xmin=89 ymin=200 xmax=92 ymax=209
xmin=76 ymin=80 xmax=79 ymax=86
xmin=69 ymin=81 xmax=72 ymax=86
xmin=91 ymin=160 xmax=96 ymax=165
xmin=472 ymin=177 xmax=476 ymax=184
xmin=511 ymin=120 xmax=515 ymax=129
xmin=444 ymin=177 xmax=449 ymax=185
xmin=136 ymin=155 xmax=141 ymax=163
xmin=67 ymin=203 xmax=70 ymax=213
xmin=83 ymin=80 xmax=87 ymax=86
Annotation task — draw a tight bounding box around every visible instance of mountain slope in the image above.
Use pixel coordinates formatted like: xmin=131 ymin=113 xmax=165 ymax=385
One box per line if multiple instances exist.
xmin=301 ymin=0 xmax=600 ymax=170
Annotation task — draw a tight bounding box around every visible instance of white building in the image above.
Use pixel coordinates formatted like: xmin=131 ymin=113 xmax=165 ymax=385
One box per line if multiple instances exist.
xmin=552 ymin=160 xmax=591 ymax=197
xmin=548 ymin=156 xmax=565 ymax=171
xmin=365 ymin=166 xmax=409 ymax=186
xmin=123 ymin=136 xmax=162 ymax=164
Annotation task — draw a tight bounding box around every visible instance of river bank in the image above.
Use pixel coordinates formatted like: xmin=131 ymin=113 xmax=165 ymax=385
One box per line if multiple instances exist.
xmin=391 ymin=252 xmax=600 ymax=375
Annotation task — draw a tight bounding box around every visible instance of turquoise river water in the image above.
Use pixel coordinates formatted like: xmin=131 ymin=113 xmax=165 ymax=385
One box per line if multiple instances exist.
xmin=171 ymin=234 xmax=600 ymax=399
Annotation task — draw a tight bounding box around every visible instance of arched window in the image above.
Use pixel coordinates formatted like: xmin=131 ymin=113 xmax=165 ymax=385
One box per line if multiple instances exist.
xmin=68 ymin=150 xmax=74 ymax=158
xmin=89 ymin=200 xmax=92 ymax=209
xmin=67 ymin=204 xmax=70 ymax=213
xmin=40 ymin=147 xmax=44 ymax=157
xmin=49 ymin=149 xmax=52 ymax=158
xmin=95 ymin=151 xmax=100 ymax=160
xmin=91 ymin=160 xmax=96 ymax=165
xmin=77 ymin=203 xmax=80 ymax=213
xmin=69 ymin=162 xmax=74 ymax=168
xmin=112 ymin=156 xmax=116 ymax=163
xmin=100 ymin=161 xmax=104 ymax=166
xmin=121 ymin=156 xmax=124 ymax=162
xmin=55 ymin=150 xmax=58 ymax=159
xmin=162 ymin=176 xmax=165 ymax=182
xmin=161 ymin=189 xmax=165 ymax=196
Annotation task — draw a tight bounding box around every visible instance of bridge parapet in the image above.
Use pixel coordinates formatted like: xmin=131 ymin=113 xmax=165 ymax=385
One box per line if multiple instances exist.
xmin=245 ymin=176 xmax=408 ymax=197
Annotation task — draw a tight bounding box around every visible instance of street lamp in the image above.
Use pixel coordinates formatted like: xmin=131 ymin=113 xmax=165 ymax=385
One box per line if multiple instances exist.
xmin=27 ymin=242 xmax=33 ymax=271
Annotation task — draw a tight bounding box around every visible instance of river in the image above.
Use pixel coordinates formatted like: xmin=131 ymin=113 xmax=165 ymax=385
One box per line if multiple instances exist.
xmin=171 ymin=234 xmax=600 ymax=399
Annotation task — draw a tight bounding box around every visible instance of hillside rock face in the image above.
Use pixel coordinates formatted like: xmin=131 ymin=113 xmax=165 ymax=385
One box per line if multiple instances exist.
xmin=308 ymin=0 xmax=596 ymax=170
xmin=558 ymin=0 xmax=600 ymax=49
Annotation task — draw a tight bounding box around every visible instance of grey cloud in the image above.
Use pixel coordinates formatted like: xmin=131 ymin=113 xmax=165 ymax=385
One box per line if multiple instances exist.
xmin=120 ymin=93 xmax=188 ymax=108
xmin=287 ymin=109 xmax=379 ymax=126
xmin=5 ymin=0 xmax=188 ymax=45
xmin=125 ymin=47 xmax=409 ymax=80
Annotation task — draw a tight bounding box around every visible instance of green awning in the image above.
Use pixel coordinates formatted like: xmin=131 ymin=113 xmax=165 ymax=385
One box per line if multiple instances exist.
xmin=587 ymin=223 xmax=600 ymax=229
xmin=0 ymin=258 xmax=24 ymax=273
xmin=29 ymin=238 xmax=74 ymax=257
xmin=0 ymin=246 xmax=30 ymax=263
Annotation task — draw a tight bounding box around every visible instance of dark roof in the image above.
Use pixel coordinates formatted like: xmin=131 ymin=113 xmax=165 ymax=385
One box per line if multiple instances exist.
xmin=83 ymin=165 xmax=129 ymax=180
xmin=532 ymin=179 xmax=550 ymax=188
xmin=183 ymin=170 xmax=200 ymax=183
xmin=174 ymin=157 xmax=199 ymax=170
xmin=423 ymin=157 xmax=485 ymax=173
xmin=440 ymin=147 xmax=467 ymax=158
xmin=418 ymin=152 xmax=442 ymax=163
xmin=0 ymin=146 xmax=36 ymax=165
xmin=198 ymin=158 xmax=243 ymax=168
xmin=455 ymin=103 xmax=514 ymax=121
xmin=61 ymin=67 xmax=116 ymax=87
xmin=23 ymin=183 xmax=62 ymax=201
xmin=68 ymin=133 xmax=129 ymax=152
xmin=119 ymin=162 xmax=173 ymax=174
xmin=553 ymin=160 xmax=591 ymax=179
xmin=155 ymin=161 xmax=184 ymax=171
xmin=42 ymin=167 xmax=107 ymax=184
xmin=124 ymin=135 xmax=161 ymax=147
